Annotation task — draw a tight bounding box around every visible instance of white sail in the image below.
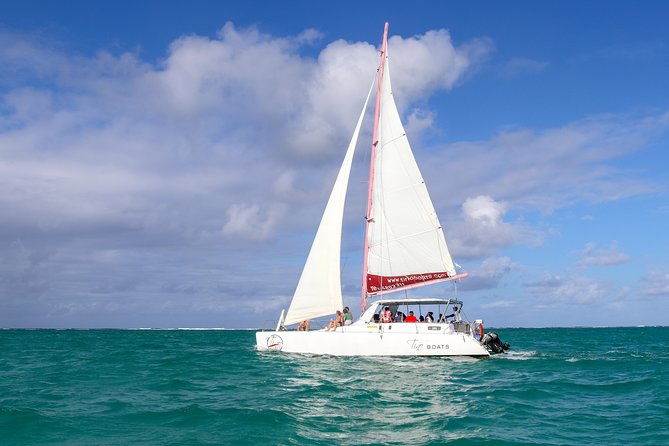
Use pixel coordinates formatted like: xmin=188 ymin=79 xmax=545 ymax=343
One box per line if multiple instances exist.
xmin=365 ymin=49 xmax=458 ymax=295
xmin=283 ymin=82 xmax=374 ymax=326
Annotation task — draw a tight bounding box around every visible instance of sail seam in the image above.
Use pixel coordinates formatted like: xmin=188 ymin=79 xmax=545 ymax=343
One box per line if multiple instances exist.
xmin=368 ymin=227 xmax=442 ymax=246
xmin=377 ymin=133 xmax=406 ymax=152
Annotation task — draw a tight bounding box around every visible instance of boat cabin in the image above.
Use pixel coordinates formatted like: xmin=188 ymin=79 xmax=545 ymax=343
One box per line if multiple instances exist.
xmin=359 ymin=298 xmax=470 ymax=330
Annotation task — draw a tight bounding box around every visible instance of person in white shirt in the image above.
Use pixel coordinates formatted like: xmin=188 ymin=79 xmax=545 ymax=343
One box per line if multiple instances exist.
xmin=445 ymin=306 xmax=461 ymax=322
xmin=380 ymin=306 xmax=393 ymax=323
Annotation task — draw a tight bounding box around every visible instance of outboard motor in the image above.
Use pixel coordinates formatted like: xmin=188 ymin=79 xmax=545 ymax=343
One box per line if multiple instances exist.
xmin=480 ymin=332 xmax=510 ymax=354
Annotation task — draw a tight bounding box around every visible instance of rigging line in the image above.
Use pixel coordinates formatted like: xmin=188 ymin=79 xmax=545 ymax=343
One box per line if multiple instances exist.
xmin=376 ymin=133 xmax=407 ymax=152
xmin=362 ymin=22 xmax=388 ymax=312
xmin=358 ymin=72 xmax=381 ymax=306
xmin=380 ymin=180 xmax=430 ymax=195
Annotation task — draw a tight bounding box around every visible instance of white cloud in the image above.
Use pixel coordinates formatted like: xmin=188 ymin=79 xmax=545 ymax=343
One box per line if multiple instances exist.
xmin=641 ymin=269 xmax=669 ymax=298
xmin=1 ymin=22 xmax=667 ymax=327
xmin=0 ymin=24 xmax=491 ymax=327
xmin=524 ymin=273 xmax=609 ymax=305
xmin=577 ymin=241 xmax=629 ymax=267
xmin=386 ymin=31 xmax=492 ymax=106
xmin=463 ymin=195 xmax=506 ymax=226
xmin=498 ymin=57 xmax=549 ymax=78
xmin=403 ymin=109 xmax=435 ymax=142
xmin=423 ymin=112 xmax=668 ymax=214
xmin=447 ymin=195 xmax=542 ymax=259
xmin=222 ymin=203 xmax=285 ymax=241
xmin=461 ymin=256 xmax=516 ymax=291
xmin=481 ymin=299 xmax=517 ymax=309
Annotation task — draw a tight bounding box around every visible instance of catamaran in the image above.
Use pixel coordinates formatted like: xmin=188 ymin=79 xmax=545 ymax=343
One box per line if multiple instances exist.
xmin=256 ymin=23 xmax=508 ymax=357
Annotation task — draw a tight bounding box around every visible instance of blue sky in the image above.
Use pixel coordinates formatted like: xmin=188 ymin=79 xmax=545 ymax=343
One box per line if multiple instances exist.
xmin=1 ymin=1 xmax=668 ymax=328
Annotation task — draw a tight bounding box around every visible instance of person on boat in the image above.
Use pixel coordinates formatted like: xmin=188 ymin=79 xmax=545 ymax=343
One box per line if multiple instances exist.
xmin=394 ymin=311 xmax=404 ymax=322
xmin=445 ymin=306 xmax=462 ymax=322
xmin=297 ymin=320 xmax=309 ymax=331
xmin=438 ymin=313 xmax=445 ymax=323
xmin=419 ymin=315 xmax=425 ymax=323
xmin=404 ymin=311 xmax=417 ymax=323
xmin=425 ymin=312 xmax=434 ymax=323
xmin=380 ymin=306 xmax=393 ymax=323
xmin=343 ymin=307 xmax=353 ymax=326
xmin=326 ymin=310 xmax=345 ymax=331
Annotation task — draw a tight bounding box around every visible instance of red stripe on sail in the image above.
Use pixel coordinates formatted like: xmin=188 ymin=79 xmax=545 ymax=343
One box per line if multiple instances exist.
xmin=367 ymin=271 xmax=454 ymax=294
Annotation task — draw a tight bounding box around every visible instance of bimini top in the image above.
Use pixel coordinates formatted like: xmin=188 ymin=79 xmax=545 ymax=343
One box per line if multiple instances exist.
xmin=359 ymin=297 xmax=463 ymax=323
xmin=368 ymin=298 xmax=463 ymax=307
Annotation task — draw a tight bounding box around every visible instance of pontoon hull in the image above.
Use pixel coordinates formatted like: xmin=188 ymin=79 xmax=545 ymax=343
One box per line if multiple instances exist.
xmin=256 ymin=326 xmax=490 ymax=357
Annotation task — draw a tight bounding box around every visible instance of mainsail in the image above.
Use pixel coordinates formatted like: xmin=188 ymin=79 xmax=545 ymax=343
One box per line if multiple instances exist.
xmin=363 ymin=30 xmax=464 ymax=299
xmin=283 ymin=82 xmax=374 ymax=326
xmin=285 ymin=23 xmax=465 ymax=324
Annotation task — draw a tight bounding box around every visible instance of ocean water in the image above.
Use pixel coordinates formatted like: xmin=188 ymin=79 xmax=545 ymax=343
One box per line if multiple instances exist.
xmin=1 ymin=327 xmax=668 ymax=445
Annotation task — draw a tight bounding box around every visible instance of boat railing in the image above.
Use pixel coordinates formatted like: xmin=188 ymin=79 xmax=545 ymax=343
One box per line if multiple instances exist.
xmin=452 ymin=322 xmax=470 ymax=334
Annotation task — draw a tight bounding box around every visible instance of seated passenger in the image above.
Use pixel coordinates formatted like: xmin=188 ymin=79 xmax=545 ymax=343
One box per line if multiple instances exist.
xmin=297 ymin=320 xmax=309 ymax=331
xmin=343 ymin=307 xmax=353 ymax=326
xmin=380 ymin=306 xmax=393 ymax=323
xmin=404 ymin=311 xmax=417 ymax=322
xmin=326 ymin=310 xmax=344 ymax=331
xmin=425 ymin=312 xmax=434 ymax=323
xmin=419 ymin=315 xmax=425 ymax=323
xmin=394 ymin=311 xmax=404 ymax=322
xmin=438 ymin=313 xmax=445 ymax=323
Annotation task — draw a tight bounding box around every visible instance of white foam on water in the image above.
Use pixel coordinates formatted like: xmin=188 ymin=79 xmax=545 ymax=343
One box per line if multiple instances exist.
xmin=499 ymin=350 xmax=536 ymax=360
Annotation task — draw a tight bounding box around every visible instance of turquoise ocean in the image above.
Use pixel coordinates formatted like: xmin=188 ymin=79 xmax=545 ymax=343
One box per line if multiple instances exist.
xmin=1 ymin=327 xmax=668 ymax=445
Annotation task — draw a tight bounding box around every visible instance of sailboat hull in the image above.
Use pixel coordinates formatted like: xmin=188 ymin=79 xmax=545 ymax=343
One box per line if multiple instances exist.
xmin=256 ymin=324 xmax=490 ymax=357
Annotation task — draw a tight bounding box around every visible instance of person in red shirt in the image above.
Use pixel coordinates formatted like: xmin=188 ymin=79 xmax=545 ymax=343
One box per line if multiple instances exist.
xmin=404 ymin=311 xmax=417 ymax=322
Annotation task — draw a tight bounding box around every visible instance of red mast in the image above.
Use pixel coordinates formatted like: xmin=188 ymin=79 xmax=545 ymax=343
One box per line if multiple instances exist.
xmin=361 ymin=22 xmax=389 ymax=313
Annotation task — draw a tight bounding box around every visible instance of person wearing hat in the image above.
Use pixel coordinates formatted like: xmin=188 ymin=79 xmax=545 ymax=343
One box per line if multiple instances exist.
xmin=445 ymin=306 xmax=461 ymax=322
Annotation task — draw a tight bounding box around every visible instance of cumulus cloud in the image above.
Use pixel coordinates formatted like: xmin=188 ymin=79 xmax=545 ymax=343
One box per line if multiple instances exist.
xmin=463 ymin=195 xmax=506 ymax=225
xmin=1 ymin=22 xmax=667 ymax=327
xmin=577 ymin=241 xmax=629 ymax=267
xmin=386 ymin=31 xmax=492 ymax=106
xmin=447 ymin=195 xmax=542 ymax=259
xmin=423 ymin=112 xmax=669 ymax=215
xmin=0 ymin=23 xmax=491 ymax=327
xmin=460 ymin=256 xmax=516 ymax=291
